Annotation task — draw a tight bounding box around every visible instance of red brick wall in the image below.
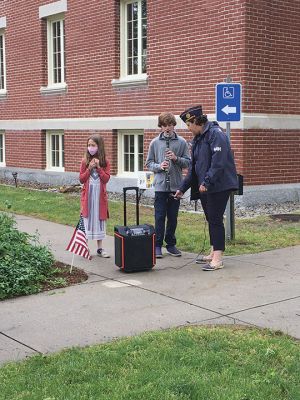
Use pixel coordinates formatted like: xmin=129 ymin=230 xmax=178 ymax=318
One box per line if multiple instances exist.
xmin=0 ymin=0 xmax=298 ymax=115
xmin=5 ymin=131 xmax=46 ymax=169
xmin=231 ymin=130 xmax=300 ymax=185
xmin=244 ymin=0 xmax=300 ymax=114
xmin=0 ymin=0 xmax=299 ymax=186
xmin=0 ymin=0 xmax=247 ymax=118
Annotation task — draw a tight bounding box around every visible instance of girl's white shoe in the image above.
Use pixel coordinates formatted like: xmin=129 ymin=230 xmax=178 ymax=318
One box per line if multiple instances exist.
xmin=97 ymin=249 xmax=110 ymax=258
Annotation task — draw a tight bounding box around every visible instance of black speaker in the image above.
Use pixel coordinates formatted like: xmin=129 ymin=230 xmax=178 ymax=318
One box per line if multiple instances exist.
xmin=114 ymin=187 xmax=155 ymax=272
xmin=114 ymin=224 xmax=155 ymax=272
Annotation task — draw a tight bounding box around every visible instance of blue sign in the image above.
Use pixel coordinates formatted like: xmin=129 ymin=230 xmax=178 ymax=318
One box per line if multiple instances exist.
xmin=216 ymin=83 xmax=242 ymax=122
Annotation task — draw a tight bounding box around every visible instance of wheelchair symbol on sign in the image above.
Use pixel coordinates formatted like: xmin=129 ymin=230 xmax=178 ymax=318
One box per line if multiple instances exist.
xmin=223 ymin=86 xmax=234 ymax=99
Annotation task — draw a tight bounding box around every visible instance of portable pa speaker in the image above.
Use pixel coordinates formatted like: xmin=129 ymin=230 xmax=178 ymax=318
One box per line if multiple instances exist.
xmin=114 ymin=187 xmax=155 ymax=272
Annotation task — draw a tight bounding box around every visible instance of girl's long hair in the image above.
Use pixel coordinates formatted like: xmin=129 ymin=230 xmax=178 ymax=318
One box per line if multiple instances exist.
xmin=84 ymin=134 xmax=107 ymax=168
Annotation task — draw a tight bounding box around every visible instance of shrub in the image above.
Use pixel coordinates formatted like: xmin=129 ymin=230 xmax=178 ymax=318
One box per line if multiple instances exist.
xmin=0 ymin=213 xmax=54 ymax=300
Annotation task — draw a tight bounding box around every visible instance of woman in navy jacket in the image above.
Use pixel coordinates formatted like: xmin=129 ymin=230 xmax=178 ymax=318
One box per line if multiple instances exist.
xmin=174 ymin=105 xmax=238 ymax=271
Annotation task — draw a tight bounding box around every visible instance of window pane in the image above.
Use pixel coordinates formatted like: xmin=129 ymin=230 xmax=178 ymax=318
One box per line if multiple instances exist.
xmin=138 ymin=153 xmax=143 ymax=171
xmin=142 ymin=0 xmax=147 ymax=18
xmin=50 ymin=134 xmax=64 ymax=168
xmin=133 ymin=38 xmax=138 ymax=57
xmin=141 ymin=1 xmax=147 ymax=74
xmin=130 ymin=135 xmax=134 ymax=153
xmin=138 ymin=135 xmax=143 ymax=171
xmin=130 ymin=154 xmax=134 ymax=172
xmin=124 ymin=135 xmax=128 ymax=152
xmin=138 ymin=135 xmax=143 ymax=153
xmin=62 ymin=135 xmax=65 ymax=167
xmin=125 ymin=1 xmax=146 ymax=76
xmin=127 ymin=21 xmax=132 ymax=40
xmin=0 ymin=134 xmax=3 ymax=163
xmin=133 ymin=20 xmax=138 ymax=39
xmin=127 ymin=4 xmax=132 ymax=21
xmin=0 ymin=35 xmax=4 ymax=90
xmin=132 ymin=3 xmax=138 ymax=20
xmin=127 ymin=39 xmax=132 ymax=57
xmin=52 ymin=20 xmax=63 ymax=84
xmin=124 ymin=154 xmax=129 ymax=171
xmin=133 ymin=57 xmax=138 ymax=74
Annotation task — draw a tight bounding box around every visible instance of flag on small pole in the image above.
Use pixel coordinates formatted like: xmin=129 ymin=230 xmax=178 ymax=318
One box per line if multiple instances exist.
xmin=66 ymin=215 xmax=91 ymax=273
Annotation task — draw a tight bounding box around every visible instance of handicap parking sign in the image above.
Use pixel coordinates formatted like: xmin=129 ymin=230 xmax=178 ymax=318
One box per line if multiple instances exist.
xmin=216 ymin=83 xmax=242 ymax=122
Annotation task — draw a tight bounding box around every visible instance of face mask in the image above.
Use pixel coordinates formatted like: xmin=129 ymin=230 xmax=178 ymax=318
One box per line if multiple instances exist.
xmin=88 ymin=146 xmax=98 ymax=156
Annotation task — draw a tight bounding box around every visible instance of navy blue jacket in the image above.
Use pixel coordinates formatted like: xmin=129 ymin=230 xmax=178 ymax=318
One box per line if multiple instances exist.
xmin=180 ymin=121 xmax=238 ymax=199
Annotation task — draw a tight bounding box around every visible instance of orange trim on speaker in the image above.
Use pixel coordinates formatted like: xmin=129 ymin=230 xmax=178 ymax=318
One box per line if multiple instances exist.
xmin=114 ymin=232 xmax=125 ymax=269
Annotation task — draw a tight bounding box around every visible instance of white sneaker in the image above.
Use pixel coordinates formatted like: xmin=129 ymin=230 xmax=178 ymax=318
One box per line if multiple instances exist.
xmin=97 ymin=249 xmax=110 ymax=258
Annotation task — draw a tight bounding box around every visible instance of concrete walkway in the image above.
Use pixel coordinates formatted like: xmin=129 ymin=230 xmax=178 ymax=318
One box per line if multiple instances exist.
xmin=0 ymin=215 xmax=299 ymax=365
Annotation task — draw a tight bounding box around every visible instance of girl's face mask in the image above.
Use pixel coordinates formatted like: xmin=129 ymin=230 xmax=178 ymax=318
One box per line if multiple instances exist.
xmin=88 ymin=146 xmax=98 ymax=156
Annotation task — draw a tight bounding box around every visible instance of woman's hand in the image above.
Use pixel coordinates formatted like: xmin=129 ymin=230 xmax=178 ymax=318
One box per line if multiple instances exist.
xmin=173 ymin=190 xmax=183 ymax=199
xmin=199 ymin=184 xmax=207 ymax=192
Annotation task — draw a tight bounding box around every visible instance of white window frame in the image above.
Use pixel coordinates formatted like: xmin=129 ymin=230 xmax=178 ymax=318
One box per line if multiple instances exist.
xmin=0 ymin=30 xmax=7 ymax=97
xmin=40 ymin=13 xmax=67 ymax=94
xmin=118 ymin=130 xmax=144 ymax=176
xmin=46 ymin=131 xmax=65 ymax=171
xmin=112 ymin=0 xmax=148 ymax=87
xmin=0 ymin=131 xmax=5 ymax=166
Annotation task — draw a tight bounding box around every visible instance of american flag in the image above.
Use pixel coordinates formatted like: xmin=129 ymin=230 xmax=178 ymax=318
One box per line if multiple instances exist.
xmin=66 ymin=215 xmax=91 ymax=260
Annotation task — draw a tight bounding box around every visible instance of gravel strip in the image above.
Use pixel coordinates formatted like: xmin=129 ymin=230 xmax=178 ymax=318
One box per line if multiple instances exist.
xmin=1 ymin=178 xmax=299 ymax=219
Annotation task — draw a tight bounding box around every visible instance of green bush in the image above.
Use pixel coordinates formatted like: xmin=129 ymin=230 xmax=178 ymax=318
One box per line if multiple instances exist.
xmin=0 ymin=213 xmax=54 ymax=300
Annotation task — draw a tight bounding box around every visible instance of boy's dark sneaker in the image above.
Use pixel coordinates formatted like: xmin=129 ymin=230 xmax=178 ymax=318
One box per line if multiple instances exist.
xmin=155 ymin=246 xmax=163 ymax=258
xmin=166 ymin=245 xmax=182 ymax=257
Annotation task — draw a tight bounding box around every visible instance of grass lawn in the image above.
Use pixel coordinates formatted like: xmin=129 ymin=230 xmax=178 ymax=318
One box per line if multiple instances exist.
xmin=0 ymin=185 xmax=299 ymax=256
xmin=0 ymin=326 xmax=299 ymax=400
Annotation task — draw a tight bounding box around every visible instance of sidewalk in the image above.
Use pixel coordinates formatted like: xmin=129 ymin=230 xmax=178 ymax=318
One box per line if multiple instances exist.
xmin=0 ymin=214 xmax=299 ymax=365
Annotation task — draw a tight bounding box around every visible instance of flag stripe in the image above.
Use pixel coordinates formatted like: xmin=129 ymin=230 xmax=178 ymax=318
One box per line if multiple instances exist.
xmin=66 ymin=216 xmax=91 ymax=260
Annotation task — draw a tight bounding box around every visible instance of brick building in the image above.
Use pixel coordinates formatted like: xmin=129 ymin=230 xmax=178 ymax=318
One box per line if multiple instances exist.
xmin=0 ymin=0 xmax=299 ymax=204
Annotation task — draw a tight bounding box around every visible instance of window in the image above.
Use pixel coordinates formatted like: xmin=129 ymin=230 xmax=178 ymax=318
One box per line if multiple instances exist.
xmin=118 ymin=130 xmax=144 ymax=175
xmin=113 ymin=0 xmax=147 ymax=87
xmin=46 ymin=131 xmax=64 ymax=171
xmin=49 ymin=17 xmax=65 ymax=85
xmin=0 ymin=132 xmax=5 ymax=166
xmin=39 ymin=1 xmax=67 ymax=93
xmin=41 ymin=14 xmax=66 ymax=93
xmin=0 ymin=32 xmax=6 ymax=94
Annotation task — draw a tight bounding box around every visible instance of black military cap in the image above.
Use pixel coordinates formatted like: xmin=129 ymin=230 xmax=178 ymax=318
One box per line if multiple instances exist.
xmin=180 ymin=105 xmax=203 ymax=123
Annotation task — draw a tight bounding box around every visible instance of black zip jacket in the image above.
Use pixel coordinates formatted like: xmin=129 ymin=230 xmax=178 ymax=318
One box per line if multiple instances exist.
xmin=180 ymin=121 xmax=238 ymax=199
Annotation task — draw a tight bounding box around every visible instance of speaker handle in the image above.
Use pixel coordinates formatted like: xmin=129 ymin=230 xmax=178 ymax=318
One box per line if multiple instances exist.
xmin=123 ymin=186 xmax=140 ymax=226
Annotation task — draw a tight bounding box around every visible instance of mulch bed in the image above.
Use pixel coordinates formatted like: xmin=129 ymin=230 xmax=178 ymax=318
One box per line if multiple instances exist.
xmin=41 ymin=261 xmax=88 ymax=292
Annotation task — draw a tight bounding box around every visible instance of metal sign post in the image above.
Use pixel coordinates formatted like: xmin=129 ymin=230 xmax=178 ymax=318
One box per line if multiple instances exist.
xmin=215 ymin=76 xmax=242 ymax=241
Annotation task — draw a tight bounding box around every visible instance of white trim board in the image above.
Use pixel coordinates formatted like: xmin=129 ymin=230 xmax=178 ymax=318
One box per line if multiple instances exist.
xmin=1 ymin=113 xmax=300 ymax=131
xmin=39 ymin=0 xmax=67 ymax=19
xmin=0 ymin=17 xmax=6 ymax=29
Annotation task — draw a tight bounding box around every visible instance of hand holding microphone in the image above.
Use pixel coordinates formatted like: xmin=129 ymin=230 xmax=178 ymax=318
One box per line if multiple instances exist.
xmin=173 ymin=190 xmax=183 ymax=200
